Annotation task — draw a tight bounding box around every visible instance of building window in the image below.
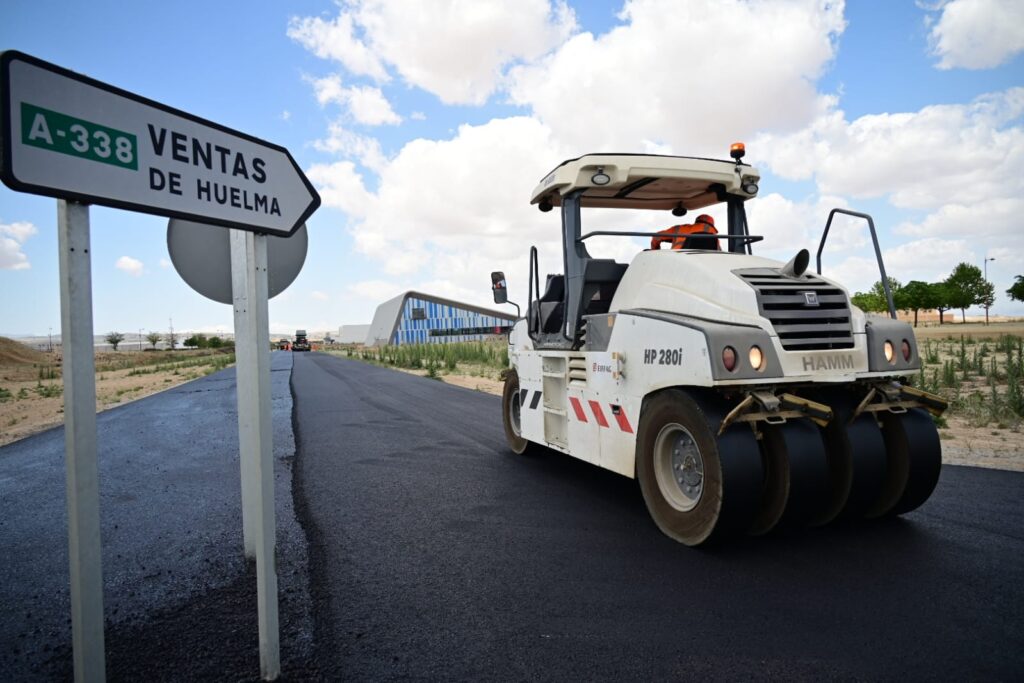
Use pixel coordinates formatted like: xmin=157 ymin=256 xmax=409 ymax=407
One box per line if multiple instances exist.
xmin=411 ymin=307 xmax=426 ymax=320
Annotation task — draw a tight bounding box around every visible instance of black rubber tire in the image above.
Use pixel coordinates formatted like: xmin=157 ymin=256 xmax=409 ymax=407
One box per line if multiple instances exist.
xmin=864 ymin=410 xmax=915 ymax=518
xmin=502 ymin=368 xmax=539 ymax=455
xmin=882 ymin=408 xmax=942 ymax=516
xmin=635 ymin=390 xmax=763 ymax=546
xmin=806 ymin=388 xmax=887 ymax=524
xmin=748 ymin=420 xmax=830 ymax=534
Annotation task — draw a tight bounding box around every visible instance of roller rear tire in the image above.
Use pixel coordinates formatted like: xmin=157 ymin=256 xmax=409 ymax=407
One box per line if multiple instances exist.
xmin=502 ymin=368 xmax=539 ymax=455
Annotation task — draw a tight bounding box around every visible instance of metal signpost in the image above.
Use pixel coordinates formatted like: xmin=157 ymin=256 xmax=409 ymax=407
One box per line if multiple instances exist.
xmin=1 ymin=51 xmax=319 ymax=681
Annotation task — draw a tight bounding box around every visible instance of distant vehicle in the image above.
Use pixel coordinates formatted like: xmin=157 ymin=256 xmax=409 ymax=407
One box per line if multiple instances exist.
xmin=278 ymin=339 xmax=291 ymax=351
xmin=292 ymin=330 xmax=311 ymax=352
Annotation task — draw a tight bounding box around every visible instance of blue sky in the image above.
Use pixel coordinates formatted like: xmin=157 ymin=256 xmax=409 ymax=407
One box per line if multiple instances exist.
xmin=2 ymin=0 xmax=1022 ymax=338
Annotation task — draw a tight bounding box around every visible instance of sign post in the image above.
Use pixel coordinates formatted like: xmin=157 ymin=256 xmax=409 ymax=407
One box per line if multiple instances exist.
xmin=57 ymin=199 xmax=106 ymax=683
xmin=230 ymin=230 xmax=279 ymax=678
xmin=2 ymin=51 xmax=319 ymax=682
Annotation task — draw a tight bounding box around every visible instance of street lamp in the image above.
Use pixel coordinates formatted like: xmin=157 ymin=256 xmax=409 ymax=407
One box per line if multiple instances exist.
xmin=984 ymin=257 xmax=996 ymax=325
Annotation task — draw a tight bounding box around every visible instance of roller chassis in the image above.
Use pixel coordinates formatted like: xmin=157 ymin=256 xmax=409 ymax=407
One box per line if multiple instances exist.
xmin=506 ymin=312 xmax=932 ymax=480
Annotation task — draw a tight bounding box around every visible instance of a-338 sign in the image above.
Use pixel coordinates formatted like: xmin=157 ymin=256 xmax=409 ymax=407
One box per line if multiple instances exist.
xmin=0 ymin=51 xmax=319 ymax=236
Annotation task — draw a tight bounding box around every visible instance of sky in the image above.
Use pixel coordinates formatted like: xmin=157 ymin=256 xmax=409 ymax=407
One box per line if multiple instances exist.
xmin=1 ymin=0 xmax=1022 ymax=339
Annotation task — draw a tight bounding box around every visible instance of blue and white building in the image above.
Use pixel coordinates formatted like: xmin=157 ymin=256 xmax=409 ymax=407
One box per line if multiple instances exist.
xmin=365 ymin=291 xmax=516 ymax=346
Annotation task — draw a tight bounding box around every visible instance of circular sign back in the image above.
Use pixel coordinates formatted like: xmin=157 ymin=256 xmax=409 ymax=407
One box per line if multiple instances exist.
xmin=167 ymin=220 xmax=308 ymax=305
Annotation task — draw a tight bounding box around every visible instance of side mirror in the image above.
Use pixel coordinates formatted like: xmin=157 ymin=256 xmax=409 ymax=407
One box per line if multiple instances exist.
xmin=491 ymin=271 xmax=508 ymax=304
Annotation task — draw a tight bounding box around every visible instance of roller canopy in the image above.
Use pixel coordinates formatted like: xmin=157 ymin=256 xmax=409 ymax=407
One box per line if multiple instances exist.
xmin=531 ymin=153 xmax=760 ymax=211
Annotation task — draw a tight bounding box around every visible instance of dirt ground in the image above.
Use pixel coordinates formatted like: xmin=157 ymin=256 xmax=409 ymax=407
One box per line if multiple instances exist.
xmin=911 ymin=320 xmax=1024 ymax=340
xmin=0 ymin=339 xmax=234 ymax=447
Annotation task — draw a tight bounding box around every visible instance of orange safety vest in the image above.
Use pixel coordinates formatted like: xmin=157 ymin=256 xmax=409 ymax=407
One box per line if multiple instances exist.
xmin=650 ymin=222 xmax=720 ymax=250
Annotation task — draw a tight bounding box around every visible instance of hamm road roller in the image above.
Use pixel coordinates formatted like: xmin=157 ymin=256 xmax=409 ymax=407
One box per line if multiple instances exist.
xmin=492 ymin=145 xmax=947 ymax=546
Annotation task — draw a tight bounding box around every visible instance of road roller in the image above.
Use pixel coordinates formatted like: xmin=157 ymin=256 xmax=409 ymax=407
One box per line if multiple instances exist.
xmin=491 ymin=145 xmax=947 ymax=546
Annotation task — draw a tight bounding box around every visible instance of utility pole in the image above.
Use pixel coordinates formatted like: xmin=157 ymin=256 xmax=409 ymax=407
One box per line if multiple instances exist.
xmin=984 ymin=257 xmax=996 ymax=326
xmin=48 ymin=326 xmax=53 ymax=353
xmin=138 ymin=328 xmax=143 ymax=351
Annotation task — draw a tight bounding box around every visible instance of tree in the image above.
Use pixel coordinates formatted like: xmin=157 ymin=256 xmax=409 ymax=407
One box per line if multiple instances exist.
xmin=146 ymin=331 xmax=162 ymax=349
xmin=851 ymin=291 xmax=885 ymax=313
xmin=207 ymin=336 xmax=223 ymax=348
xmin=931 ymin=282 xmax=953 ymax=325
xmin=900 ymin=280 xmax=940 ymax=327
xmin=944 ymin=262 xmax=988 ymax=323
xmin=183 ymin=333 xmax=208 ymax=349
xmin=164 ymin=331 xmax=178 ymax=350
xmin=1007 ymin=275 xmax=1024 ymax=302
xmin=979 ymin=279 xmax=996 ymax=325
xmin=105 ymin=331 xmax=125 ymax=351
xmin=851 ymin=277 xmax=902 ymax=315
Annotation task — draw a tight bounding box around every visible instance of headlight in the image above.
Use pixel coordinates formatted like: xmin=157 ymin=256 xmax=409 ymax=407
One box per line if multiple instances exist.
xmin=884 ymin=340 xmax=895 ymax=364
xmin=749 ymin=345 xmax=764 ymax=371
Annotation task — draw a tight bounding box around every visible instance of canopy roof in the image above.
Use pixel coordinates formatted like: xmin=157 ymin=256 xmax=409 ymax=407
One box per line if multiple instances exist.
xmin=530 ymin=153 xmax=760 ymax=211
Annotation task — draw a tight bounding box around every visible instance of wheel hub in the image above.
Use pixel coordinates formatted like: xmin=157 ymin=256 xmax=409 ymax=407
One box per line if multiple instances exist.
xmin=655 ymin=424 xmax=704 ymax=512
xmin=510 ymin=391 xmax=522 ymax=437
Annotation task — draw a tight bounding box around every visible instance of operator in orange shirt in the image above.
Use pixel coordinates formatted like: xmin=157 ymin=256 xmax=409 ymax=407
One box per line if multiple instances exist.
xmin=650 ymin=213 xmax=720 ymax=250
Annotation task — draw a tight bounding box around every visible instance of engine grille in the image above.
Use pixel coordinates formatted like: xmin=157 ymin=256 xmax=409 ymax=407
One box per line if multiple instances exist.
xmin=736 ymin=268 xmax=854 ymax=351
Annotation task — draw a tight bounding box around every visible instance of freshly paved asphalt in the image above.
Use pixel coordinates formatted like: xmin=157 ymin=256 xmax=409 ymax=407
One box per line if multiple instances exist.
xmin=293 ymin=352 xmax=1024 ymax=680
xmin=3 ymin=350 xmax=1023 ymax=680
xmin=0 ymin=351 xmax=314 ymax=681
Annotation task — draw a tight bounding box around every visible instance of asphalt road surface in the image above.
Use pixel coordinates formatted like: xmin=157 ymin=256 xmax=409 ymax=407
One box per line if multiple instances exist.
xmin=293 ymin=352 xmax=1024 ymax=680
xmin=0 ymin=351 xmax=316 ymax=681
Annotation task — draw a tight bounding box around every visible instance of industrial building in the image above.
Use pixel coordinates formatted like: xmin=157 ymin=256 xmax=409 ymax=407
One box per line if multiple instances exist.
xmin=337 ymin=324 xmax=371 ymax=345
xmin=365 ymin=291 xmax=516 ymax=346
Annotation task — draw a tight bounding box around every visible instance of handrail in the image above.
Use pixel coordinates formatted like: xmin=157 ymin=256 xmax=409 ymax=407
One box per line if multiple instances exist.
xmin=578 ymin=231 xmax=764 ymax=244
xmin=527 ymin=246 xmax=540 ymax=338
xmin=817 ymin=208 xmax=896 ymax=319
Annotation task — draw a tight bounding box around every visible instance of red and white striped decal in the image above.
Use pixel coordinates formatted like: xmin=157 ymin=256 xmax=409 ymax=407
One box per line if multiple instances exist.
xmin=588 ymin=400 xmax=609 ymax=428
xmin=568 ymin=397 xmax=632 ymax=433
xmin=611 ymin=406 xmax=633 ymax=434
xmin=569 ymin=396 xmax=589 ymax=422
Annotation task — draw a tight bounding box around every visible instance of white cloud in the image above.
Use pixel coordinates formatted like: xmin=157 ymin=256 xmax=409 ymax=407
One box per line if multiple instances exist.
xmin=291 ymin=0 xmax=577 ymax=105
xmin=0 ymin=220 xmax=37 ymax=270
xmin=756 ymin=87 xmax=1024 ymax=210
xmin=306 ymin=160 xmax=374 ymax=218
xmin=115 ymin=256 xmax=144 ymax=277
xmin=826 ymin=237 xmax=974 ymax=294
xmin=927 ymin=0 xmax=1024 ymax=70
xmin=287 ymin=11 xmax=390 ymax=81
xmin=894 ymin=197 xmax=1024 ymax=238
xmin=509 ymin=0 xmax=846 ymax=154
xmin=309 ymin=73 xmax=347 ymax=106
xmin=345 ymin=85 xmax=401 ymax=125
xmin=410 ymin=111 xmax=426 ymax=121
xmin=310 ymin=290 xmax=329 ymax=301
xmin=309 ymin=117 xmax=569 ymax=307
xmin=346 ymin=279 xmax=407 ymax=302
xmin=312 ymin=123 xmax=388 ymax=171
xmin=308 ymin=74 xmax=402 ymax=126
xmin=281 ymin=110 xmax=292 ymax=121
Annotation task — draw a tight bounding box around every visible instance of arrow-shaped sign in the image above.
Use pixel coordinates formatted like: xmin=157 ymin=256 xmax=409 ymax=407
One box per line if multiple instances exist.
xmin=0 ymin=51 xmax=319 ymax=237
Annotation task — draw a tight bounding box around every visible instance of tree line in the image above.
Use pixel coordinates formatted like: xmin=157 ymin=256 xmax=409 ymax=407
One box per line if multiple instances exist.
xmin=851 ymin=262 xmax=1024 ymax=326
xmin=101 ymin=330 xmax=231 ymax=351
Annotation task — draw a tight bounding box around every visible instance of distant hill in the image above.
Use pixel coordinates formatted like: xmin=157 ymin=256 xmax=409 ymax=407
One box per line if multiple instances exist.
xmin=0 ymin=336 xmax=50 ymax=365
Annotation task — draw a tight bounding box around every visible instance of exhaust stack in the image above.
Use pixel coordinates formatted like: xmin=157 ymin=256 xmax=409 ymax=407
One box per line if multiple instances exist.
xmin=781 ymin=249 xmax=810 ymax=279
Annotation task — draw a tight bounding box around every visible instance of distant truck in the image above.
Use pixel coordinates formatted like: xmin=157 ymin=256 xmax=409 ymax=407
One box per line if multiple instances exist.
xmin=292 ymin=330 xmax=311 ymax=352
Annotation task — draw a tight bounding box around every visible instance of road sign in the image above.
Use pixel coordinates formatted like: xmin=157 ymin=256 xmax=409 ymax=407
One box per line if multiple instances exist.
xmin=168 ymin=219 xmax=308 ymax=304
xmin=0 ymin=50 xmax=319 ymax=237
